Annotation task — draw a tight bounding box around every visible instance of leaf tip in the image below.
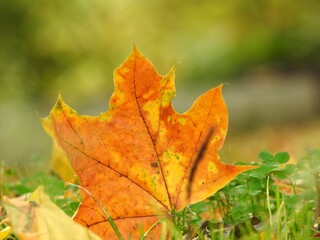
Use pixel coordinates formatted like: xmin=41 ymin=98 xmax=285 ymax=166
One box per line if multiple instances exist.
xmin=35 ymin=110 xmax=41 ymax=119
xmin=132 ymin=41 xmax=137 ymax=50
xmin=217 ymin=83 xmax=224 ymax=91
xmin=235 ymin=164 xmax=260 ymax=174
xmin=131 ymin=42 xmax=141 ymax=56
xmin=54 ymin=92 xmax=64 ymax=111
xmin=170 ymin=62 xmax=179 ymax=74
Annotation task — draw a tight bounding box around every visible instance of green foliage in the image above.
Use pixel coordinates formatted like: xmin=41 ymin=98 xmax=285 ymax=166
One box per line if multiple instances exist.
xmin=1 ymin=168 xmax=80 ymax=217
xmin=2 ymin=149 xmax=320 ymax=239
xmin=1 ymin=1 xmax=320 ymax=103
xmin=189 ymin=149 xmax=319 ymax=239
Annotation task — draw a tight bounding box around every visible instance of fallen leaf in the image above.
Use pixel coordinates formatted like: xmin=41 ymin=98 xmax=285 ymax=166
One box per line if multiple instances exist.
xmin=1 ymin=186 xmax=101 ymax=240
xmin=41 ymin=47 xmax=256 ymax=239
xmin=0 ymin=226 xmax=12 ymax=240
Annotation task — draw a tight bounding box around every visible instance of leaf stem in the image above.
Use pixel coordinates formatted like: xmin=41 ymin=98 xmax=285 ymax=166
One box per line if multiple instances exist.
xmin=246 ymin=178 xmax=255 ymax=215
xmin=187 ymin=127 xmax=215 ymax=200
xmin=266 ymin=176 xmax=273 ymax=226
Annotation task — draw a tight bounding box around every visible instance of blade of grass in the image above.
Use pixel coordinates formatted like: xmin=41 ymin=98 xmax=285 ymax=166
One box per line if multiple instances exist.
xmin=142 ymin=219 xmax=161 ymax=239
xmin=66 ymin=182 xmax=124 ymax=240
xmin=266 ymin=175 xmax=273 ymax=226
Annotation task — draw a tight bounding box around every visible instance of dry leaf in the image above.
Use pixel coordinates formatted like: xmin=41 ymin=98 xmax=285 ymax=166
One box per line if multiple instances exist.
xmin=1 ymin=186 xmax=101 ymax=240
xmin=50 ymin=142 xmax=77 ymax=182
xmin=0 ymin=226 xmax=12 ymax=240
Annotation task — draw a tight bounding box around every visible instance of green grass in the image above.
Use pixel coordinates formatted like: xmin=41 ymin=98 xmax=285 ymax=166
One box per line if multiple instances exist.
xmin=181 ymin=149 xmax=320 ymax=239
xmin=1 ymin=149 xmax=320 ymax=239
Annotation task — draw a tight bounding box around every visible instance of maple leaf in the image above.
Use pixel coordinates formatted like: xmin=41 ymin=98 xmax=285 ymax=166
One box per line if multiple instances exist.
xmin=41 ymin=47 xmax=256 ymax=239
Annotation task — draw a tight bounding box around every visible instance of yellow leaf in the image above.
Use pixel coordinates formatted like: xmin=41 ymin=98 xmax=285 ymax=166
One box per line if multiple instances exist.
xmin=50 ymin=142 xmax=77 ymax=182
xmin=1 ymin=186 xmax=101 ymax=240
xmin=0 ymin=226 xmax=12 ymax=240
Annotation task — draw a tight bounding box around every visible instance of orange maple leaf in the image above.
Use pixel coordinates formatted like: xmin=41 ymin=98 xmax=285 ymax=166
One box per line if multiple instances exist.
xmin=41 ymin=47 xmax=255 ymax=239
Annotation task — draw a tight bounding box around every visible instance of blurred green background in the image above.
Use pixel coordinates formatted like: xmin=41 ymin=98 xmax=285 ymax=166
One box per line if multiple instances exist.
xmin=1 ymin=0 xmax=319 ymax=168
